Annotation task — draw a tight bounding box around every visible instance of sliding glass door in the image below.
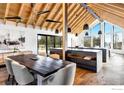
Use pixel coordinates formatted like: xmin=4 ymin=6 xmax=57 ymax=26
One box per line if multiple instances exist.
xmin=47 ymin=36 xmax=55 ymax=55
xmin=37 ymin=34 xmax=62 ymax=56
xmin=37 ymin=35 xmax=47 ymax=56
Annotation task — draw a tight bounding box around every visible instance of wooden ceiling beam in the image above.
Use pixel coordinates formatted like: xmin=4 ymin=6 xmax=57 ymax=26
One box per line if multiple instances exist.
xmin=4 ymin=3 xmax=10 ymax=24
xmin=42 ymin=4 xmax=58 ymax=29
xmin=92 ymin=4 xmax=124 ymax=18
xmin=52 ymin=4 xmax=76 ymax=31
xmin=46 ymin=4 xmax=62 ymax=30
xmin=16 ymin=3 xmax=25 ymax=26
xmin=37 ymin=4 xmax=52 ymax=29
xmin=58 ymin=4 xmax=81 ymax=31
xmin=73 ymin=16 xmax=94 ymax=34
xmin=71 ymin=11 xmax=89 ymax=30
xmin=106 ymin=3 xmax=124 ymax=11
xmin=67 ymin=9 xmax=86 ymax=30
xmin=72 ymin=15 xmax=91 ymax=33
xmin=50 ymin=11 xmax=62 ymax=30
xmin=18 ymin=4 xmax=25 ymax=17
xmin=68 ymin=7 xmax=85 ymax=28
xmin=48 ymin=4 xmax=62 ymax=30
xmin=40 ymin=4 xmax=55 ymax=29
xmin=81 ymin=3 xmax=102 ymax=22
xmin=77 ymin=17 xmax=95 ymax=34
xmin=67 ymin=4 xmax=80 ymax=25
xmin=35 ymin=4 xmax=46 ymax=27
xmin=91 ymin=6 xmax=124 ymax=28
xmin=59 ymin=9 xmax=87 ymax=31
xmin=72 ymin=13 xmax=93 ymax=33
xmin=26 ymin=4 xmax=41 ymax=27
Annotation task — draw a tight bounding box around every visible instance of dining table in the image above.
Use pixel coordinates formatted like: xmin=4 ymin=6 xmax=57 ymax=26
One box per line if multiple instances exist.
xmin=8 ymin=54 xmax=72 ymax=85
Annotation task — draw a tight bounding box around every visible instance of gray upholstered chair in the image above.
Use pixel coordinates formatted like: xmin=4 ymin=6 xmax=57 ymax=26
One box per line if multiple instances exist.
xmin=11 ymin=61 xmax=35 ymax=85
xmin=42 ymin=63 xmax=76 ymax=85
xmin=5 ymin=58 xmax=14 ymax=84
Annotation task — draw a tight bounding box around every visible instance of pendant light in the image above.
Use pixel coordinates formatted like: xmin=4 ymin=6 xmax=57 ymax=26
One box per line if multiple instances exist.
xmin=68 ymin=27 xmax=71 ymax=33
xmin=85 ymin=32 xmax=89 ymax=36
xmin=98 ymin=22 xmax=102 ymax=35
xmin=98 ymin=30 xmax=102 ymax=35
xmin=83 ymin=24 xmax=89 ymax=36
xmin=75 ymin=33 xmax=78 ymax=37
xmin=83 ymin=24 xmax=89 ymax=30
xmin=55 ymin=29 xmax=59 ymax=34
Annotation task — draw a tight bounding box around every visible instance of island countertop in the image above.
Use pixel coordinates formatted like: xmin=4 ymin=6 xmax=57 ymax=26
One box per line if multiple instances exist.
xmin=67 ymin=48 xmax=102 ymax=53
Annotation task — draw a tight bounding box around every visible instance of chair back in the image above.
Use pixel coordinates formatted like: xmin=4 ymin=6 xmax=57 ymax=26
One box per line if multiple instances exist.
xmin=43 ymin=63 xmax=76 ymax=85
xmin=11 ymin=61 xmax=34 ymax=85
xmin=49 ymin=54 xmax=60 ymax=59
xmin=5 ymin=58 xmax=14 ymax=75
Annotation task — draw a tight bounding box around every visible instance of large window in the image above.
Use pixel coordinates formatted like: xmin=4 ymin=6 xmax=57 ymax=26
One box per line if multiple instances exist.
xmin=104 ymin=22 xmax=123 ymax=50
xmin=84 ymin=36 xmax=91 ymax=47
xmin=104 ymin=22 xmax=113 ymax=49
xmin=82 ymin=21 xmax=123 ymax=50
xmin=84 ymin=30 xmax=91 ymax=47
xmin=38 ymin=35 xmax=47 ymax=56
xmin=113 ymin=26 xmax=122 ymax=49
xmin=38 ymin=34 xmax=62 ymax=56
xmin=91 ymin=23 xmax=101 ymax=47
xmin=55 ymin=36 xmax=62 ymax=48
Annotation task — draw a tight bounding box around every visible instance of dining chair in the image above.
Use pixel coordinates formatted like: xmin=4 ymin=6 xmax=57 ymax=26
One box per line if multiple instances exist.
xmin=49 ymin=54 xmax=60 ymax=59
xmin=11 ymin=61 xmax=35 ymax=85
xmin=41 ymin=63 xmax=76 ymax=85
xmin=5 ymin=58 xmax=15 ymax=84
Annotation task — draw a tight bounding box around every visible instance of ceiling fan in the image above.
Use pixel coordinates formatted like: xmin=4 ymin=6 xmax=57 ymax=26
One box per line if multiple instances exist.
xmin=0 ymin=16 xmax=21 ymax=20
xmin=45 ymin=19 xmax=61 ymax=23
xmin=37 ymin=10 xmax=50 ymax=15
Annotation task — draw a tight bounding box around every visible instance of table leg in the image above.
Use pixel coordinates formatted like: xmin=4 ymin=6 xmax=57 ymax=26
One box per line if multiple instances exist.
xmin=37 ymin=74 xmax=44 ymax=85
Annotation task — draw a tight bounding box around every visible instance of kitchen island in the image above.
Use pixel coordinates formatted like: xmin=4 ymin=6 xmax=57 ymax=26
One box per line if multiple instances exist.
xmin=50 ymin=48 xmax=103 ymax=72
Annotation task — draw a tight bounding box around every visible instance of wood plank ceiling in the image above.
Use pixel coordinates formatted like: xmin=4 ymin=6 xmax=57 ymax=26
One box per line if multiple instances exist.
xmin=0 ymin=3 xmax=123 ymax=34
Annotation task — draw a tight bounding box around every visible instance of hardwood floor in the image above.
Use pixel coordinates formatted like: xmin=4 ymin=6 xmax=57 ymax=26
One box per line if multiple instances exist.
xmin=74 ymin=53 xmax=124 ymax=85
xmin=0 ymin=53 xmax=124 ymax=85
xmin=0 ymin=67 xmax=8 ymax=85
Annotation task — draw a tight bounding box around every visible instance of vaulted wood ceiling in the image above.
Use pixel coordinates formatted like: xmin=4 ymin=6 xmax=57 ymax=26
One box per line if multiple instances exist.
xmin=0 ymin=3 xmax=124 ymax=34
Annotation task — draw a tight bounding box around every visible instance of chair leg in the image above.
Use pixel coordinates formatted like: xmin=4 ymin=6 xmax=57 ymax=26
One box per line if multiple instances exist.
xmin=16 ymin=82 xmax=18 ymax=85
xmin=7 ymin=75 xmax=10 ymax=81
xmin=12 ymin=76 xmax=15 ymax=85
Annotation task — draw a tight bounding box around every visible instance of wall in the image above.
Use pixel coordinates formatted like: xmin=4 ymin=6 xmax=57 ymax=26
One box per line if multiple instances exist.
xmin=0 ymin=21 xmax=62 ymax=54
xmin=67 ymin=33 xmax=77 ymax=47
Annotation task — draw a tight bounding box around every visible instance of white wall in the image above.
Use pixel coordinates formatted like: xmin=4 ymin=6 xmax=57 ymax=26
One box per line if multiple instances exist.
xmin=0 ymin=21 xmax=62 ymax=54
xmin=67 ymin=33 xmax=77 ymax=47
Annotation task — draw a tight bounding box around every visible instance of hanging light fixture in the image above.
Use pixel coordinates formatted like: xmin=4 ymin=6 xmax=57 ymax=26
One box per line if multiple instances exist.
xmin=98 ymin=22 xmax=102 ymax=35
xmin=83 ymin=24 xmax=89 ymax=30
xmin=75 ymin=33 xmax=78 ymax=37
xmin=68 ymin=27 xmax=71 ymax=33
xmin=98 ymin=30 xmax=102 ymax=35
xmin=85 ymin=32 xmax=89 ymax=36
xmin=83 ymin=24 xmax=89 ymax=36
xmin=55 ymin=29 xmax=59 ymax=34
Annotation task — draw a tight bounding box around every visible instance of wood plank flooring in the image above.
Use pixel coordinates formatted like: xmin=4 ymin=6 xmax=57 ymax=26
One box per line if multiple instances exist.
xmin=0 ymin=53 xmax=124 ymax=85
xmin=74 ymin=53 xmax=124 ymax=85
